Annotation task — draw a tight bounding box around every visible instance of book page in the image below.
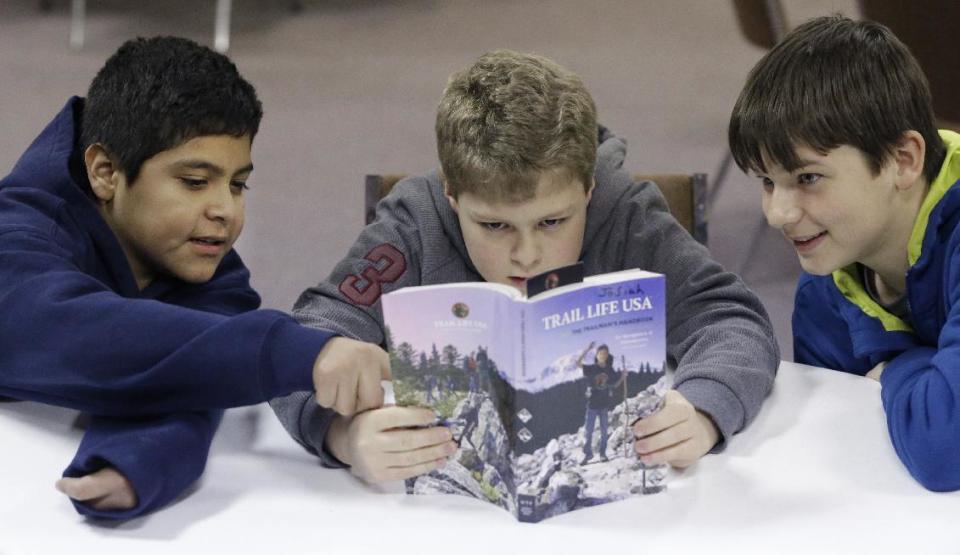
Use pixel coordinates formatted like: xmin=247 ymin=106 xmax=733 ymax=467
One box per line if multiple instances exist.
xmin=382 ymin=285 xmax=520 ymax=513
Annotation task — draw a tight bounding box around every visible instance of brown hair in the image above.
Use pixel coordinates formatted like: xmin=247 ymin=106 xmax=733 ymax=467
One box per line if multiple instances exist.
xmin=436 ymin=49 xmax=597 ymax=202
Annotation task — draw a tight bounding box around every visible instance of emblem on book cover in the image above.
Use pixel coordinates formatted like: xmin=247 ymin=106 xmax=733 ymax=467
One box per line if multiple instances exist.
xmin=517 ymin=408 xmax=533 ymax=423
xmin=451 ymin=302 xmax=469 ymax=318
xmin=517 ymin=428 xmax=533 ymax=443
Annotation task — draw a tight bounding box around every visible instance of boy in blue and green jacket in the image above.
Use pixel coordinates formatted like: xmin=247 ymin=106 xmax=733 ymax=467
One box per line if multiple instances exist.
xmin=729 ymin=15 xmax=960 ymax=491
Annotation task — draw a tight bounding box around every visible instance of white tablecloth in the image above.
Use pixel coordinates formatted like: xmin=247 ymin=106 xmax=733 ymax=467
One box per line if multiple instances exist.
xmin=1 ymin=361 xmax=957 ymax=554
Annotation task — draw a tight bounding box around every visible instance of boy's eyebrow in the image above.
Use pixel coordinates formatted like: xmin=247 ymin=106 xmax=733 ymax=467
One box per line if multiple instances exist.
xmin=756 ymin=158 xmax=823 ymax=176
xmin=469 ymin=205 xmax=574 ymax=221
xmin=170 ymin=160 xmax=254 ymax=176
xmin=537 ymin=207 xmax=574 ymax=219
xmin=794 ymin=159 xmax=822 ymax=169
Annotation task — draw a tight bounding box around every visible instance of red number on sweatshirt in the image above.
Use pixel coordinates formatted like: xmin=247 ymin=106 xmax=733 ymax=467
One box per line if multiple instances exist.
xmin=338 ymin=244 xmax=406 ymax=306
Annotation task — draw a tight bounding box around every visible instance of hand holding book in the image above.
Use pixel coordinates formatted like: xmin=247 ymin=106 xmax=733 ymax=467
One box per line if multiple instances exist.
xmin=325 ymin=406 xmax=457 ymax=483
xmin=632 ymin=390 xmax=720 ymax=468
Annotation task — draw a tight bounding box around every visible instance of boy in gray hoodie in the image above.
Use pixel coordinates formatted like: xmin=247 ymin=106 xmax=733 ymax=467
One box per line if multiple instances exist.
xmin=272 ymin=50 xmax=779 ymax=483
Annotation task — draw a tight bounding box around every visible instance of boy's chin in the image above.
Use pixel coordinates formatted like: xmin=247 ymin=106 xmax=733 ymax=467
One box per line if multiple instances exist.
xmin=797 ymin=259 xmax=839 ymax=276
xmin=168 ymin=264 xmax=219 ymax=284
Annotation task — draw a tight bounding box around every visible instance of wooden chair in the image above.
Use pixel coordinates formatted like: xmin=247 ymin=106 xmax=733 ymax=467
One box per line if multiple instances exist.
xmin=858 ymin=1 xmax=960 ymax=132
xmin=364 ymin=173 xmax=708 ymax=245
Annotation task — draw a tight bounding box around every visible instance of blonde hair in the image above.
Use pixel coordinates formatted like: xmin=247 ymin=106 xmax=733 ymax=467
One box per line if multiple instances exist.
xmin=436 ymin=49 xmax=597 ymax=202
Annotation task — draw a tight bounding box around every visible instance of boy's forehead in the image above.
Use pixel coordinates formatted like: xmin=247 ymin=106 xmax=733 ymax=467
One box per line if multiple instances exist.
xmin=767 ymin=141 xmax=861 ymax=169
xmin=757 ymin=142 xmax=823 ymax=174
xmin=151 ymin=134 xmax=252 ymax=168
xmin=463 ymin=175 xmax=587 ymax=215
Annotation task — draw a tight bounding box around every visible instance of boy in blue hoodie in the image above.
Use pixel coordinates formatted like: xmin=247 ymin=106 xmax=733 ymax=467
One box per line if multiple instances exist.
xmin=728 ymin=15 xmax=960 ymax=491
xmin=0 ymin=37 xmax=387 ymax=519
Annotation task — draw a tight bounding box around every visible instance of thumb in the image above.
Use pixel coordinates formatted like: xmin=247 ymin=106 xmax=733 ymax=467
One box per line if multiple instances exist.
xmin=55 ymin=475 xmax=108 ymax=501
xmin=379 ymin=349 xmax=392 ymax=380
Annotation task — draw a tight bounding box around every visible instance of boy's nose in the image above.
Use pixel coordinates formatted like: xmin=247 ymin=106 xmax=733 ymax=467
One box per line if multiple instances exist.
xmin=762 ymin=187 xmax=802 ymax=229
xmin=205 ymin=184 xmax=239 ymax=223
xmin=511 ymin=232 xmax=541 ymax=271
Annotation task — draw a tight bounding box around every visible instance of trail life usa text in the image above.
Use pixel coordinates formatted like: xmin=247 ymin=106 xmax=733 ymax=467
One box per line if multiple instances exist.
xmin=540 ymin=296 xmax=653 ymax=331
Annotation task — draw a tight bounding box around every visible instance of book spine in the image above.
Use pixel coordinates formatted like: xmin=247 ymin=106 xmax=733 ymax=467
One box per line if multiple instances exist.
xmin=519 ymin=304 xmax=527 ymax=379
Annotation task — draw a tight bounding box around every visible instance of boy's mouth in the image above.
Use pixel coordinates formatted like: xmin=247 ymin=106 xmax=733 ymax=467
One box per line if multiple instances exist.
xmin=790 ymin=231 xmax=827 ymax=253
xmin=509 ymin=276 xmax=527 ymax=289
xmin=189 ymin=236 xmax=227 ymax=255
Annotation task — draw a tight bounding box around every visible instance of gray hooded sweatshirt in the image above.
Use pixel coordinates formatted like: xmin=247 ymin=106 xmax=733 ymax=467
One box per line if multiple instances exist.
xmin=271 ymin=128 xmax=779 ymax=466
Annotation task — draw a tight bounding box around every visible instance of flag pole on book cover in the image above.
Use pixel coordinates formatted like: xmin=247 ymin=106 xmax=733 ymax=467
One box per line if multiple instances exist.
xmin=622 ymin=354 xmax=629 ymax=458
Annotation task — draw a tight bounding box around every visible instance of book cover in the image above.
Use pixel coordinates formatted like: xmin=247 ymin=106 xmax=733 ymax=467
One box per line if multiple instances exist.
xmin=381 ymin=268 xmax=667 ymax=522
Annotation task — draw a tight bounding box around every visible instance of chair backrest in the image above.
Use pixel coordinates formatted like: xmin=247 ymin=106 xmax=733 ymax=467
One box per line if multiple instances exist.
xmin=364 ymin=173 xmax=708 ymax=245
xmin=731 ymin=0 xmax=787 ymax=50
xmin=858 ymin=1 xmax=960 ymax=130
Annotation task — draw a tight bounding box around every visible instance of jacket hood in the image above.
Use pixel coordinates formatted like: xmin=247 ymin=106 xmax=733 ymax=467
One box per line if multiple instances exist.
xmin=6 ymin=97 xmax=92 ymax=205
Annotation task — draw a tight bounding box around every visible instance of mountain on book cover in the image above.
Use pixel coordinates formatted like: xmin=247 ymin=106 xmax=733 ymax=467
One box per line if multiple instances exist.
xmin=381 ymin=268 xmax=667 ymax=522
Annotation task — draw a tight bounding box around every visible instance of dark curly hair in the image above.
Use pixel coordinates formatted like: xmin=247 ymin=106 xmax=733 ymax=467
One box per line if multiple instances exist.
xmin=80 ymin=36 xmax=263 ymax=184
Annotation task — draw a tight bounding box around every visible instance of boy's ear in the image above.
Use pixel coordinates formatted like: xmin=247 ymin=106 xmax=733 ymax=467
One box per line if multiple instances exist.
xmin=892 ymin=130 xmax=926 ymax=191
xmin=442 ymin=177 xmax=460 ymax=214
xmin=585 ymin=178 xmax=596 ymax=203
xmin=84 ymin=144 xmax=125 ymax=203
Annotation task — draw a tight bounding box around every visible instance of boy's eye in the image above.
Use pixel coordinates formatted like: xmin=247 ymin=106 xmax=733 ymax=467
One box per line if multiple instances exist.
xmin=480 ymin=221 xmax=508 ymax=232
xmin=540 ymin=218 xmax=565 ymax=229
xmin=797 ymin=173 xmax=821 ymax=185
xmin=759 ymin=176 xmax=774 ymax=191
xmin=180 ymin=177 xmax=207 ymax=188
xmin=230 ymin=180 xmax=249 ymax=192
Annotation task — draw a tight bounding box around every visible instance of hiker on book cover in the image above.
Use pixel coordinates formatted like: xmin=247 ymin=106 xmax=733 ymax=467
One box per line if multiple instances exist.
xmin=577 ymin=342 xmax=625 ymax=463
xmin=425 ymin=373 xmax=438 ymax=403
xmin=464 ymin=353 xmax=479 ymax=394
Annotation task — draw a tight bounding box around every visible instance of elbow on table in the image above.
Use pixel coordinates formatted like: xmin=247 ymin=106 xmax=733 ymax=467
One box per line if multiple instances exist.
xmin=897 ymin=434 xmax=960 ymax=492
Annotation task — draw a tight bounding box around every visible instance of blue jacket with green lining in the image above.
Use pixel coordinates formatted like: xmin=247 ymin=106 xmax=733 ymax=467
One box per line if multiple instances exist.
xmin=793 ymin=130 xmax=960 ymax=491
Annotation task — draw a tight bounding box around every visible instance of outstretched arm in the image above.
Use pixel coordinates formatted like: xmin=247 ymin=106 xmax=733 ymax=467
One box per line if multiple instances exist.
xmin=576 ymin=341 xmax=596 ymax=368
xmin=0 ymin=232 xmax=334 ymax=415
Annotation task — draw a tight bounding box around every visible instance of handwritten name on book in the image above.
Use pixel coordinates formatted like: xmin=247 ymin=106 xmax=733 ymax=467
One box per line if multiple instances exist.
xmin=541 ymin=297 xmax=653 ymax=331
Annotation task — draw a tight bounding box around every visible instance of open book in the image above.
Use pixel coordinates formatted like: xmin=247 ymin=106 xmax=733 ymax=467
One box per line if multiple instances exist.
xmin=381 ymin=266 xmax=668 ymax=522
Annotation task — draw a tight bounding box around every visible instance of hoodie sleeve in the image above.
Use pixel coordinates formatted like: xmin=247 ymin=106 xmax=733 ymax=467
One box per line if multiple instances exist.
xmin=61 ymin=249 xmax=299 ymax=519
xmin=63 ymin=411 xmax=222 ymax=520
xmin=270 ymin=177 xmax=429 ymax=460
xmin=0 ymin=229 xmax=333 ymax=415
xmin=621 ymin=180 xmax=780 ymax=450
xmin=877 ymin=250 xmax=960 ymax=491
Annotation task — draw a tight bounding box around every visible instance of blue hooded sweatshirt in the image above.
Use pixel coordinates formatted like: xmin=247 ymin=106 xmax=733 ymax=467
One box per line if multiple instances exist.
xmin=793 ymin=130 xmax=960 ymax=492
xmin=0 ymin=98 xmax=334 ymax=518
